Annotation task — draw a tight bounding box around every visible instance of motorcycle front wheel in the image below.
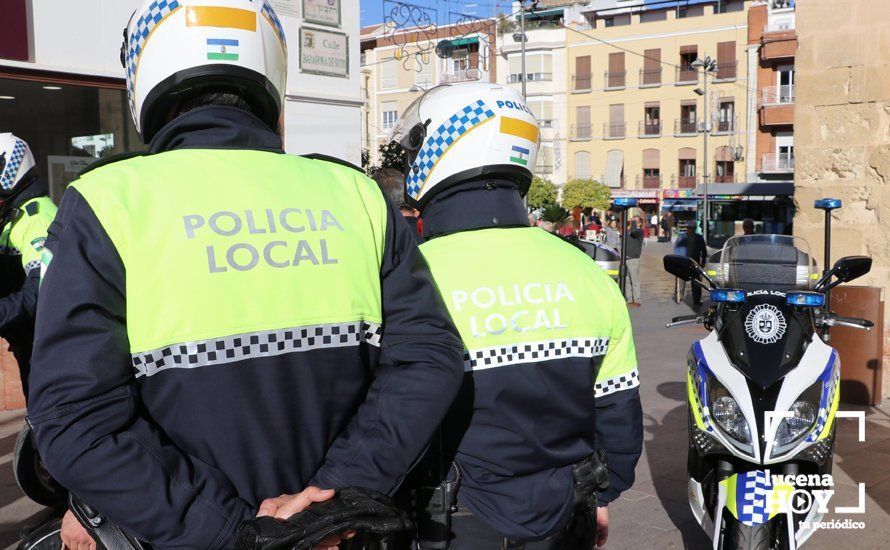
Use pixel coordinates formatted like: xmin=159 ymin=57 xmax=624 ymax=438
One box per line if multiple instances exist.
xmin=722 ymin=515 xmax=790 ymax=550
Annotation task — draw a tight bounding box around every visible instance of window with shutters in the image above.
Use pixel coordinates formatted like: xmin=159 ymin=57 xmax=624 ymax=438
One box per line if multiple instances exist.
xmin=415 ymin=53 xmax=434 ymax=87
xmin=510 ymin=53 xmax=553 ymax=83
xmin=529 ymin=100 xmax=554 ymax=128
xmin=381 ymin=101 xmax=398 ymax=130
xmin=642 ymin=103 xmax=661 ymax=136
xmin=717 ymin=99 xmax=735 ymax=133
xmin=606 ymin=104 xmax=625 ymax=139
xmin=573 ymin=106 xmax=591 ymax=140
xmin=606 ymin=52 xmax=625 ymax=89
xmin=678 ymin=46 xmax=698 ymax=83
xmin=380 ymin=59 xmax=397 ymax=89
xmin=573 ymin=56 xmax=591 ymax=92
xmin=678 ymin=103 xmax=698 ymax=135
xmin=716 ymin=41 xmax=737 ymax=80
xmin=574 ymin=151 xmax=591 ymax=180
xmin=641 ymin=48 xmax=661 ymax=87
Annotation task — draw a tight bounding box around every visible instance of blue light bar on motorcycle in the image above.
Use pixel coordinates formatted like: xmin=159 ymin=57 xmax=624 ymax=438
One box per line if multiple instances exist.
xmin=787 ymin=292 xmax=826 ymax=307
xmin=613 ymin=197 xmax=638 ymax=208
xmin=710 ymin=289 xmax=746 ymax=303
xmin=814 ymin=198 xmax=842 ymax=210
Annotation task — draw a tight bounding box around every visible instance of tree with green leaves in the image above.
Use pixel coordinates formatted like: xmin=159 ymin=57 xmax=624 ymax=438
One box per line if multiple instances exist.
xmin=561 ymin=179 xmax=612 ymax=212
xmin=366 ymin=142 xmax=406 ymax=176
xmin=526 ymin=176 xmax=558 ymax=211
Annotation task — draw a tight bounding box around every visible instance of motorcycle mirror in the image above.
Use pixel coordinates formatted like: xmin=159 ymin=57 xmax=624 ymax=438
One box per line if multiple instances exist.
xmin=815 ymin=255 xmax=872 ymax=291
xmin=663 ymin=254 xmax=714 ymax=288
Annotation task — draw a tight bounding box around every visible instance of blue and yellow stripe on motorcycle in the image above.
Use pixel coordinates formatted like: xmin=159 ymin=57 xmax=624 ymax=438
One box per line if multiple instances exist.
xmin=721 ymin=471 xmax=795 ymax=526
xmin=687 ymin=369 xmax=706 ymax=430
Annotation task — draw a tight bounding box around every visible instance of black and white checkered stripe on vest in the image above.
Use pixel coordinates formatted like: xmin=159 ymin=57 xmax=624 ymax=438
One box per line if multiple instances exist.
xmin=132 ymin=321 xmax=382 ymax=378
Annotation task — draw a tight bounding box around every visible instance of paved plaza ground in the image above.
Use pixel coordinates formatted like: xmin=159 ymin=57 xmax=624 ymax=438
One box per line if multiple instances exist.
xmin=0 ymin=242 xmax=887 ymax=548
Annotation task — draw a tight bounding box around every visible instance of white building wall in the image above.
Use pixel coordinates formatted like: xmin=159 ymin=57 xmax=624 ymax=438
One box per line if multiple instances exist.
xmin=2 ymin=0 xmax=362 ymax=164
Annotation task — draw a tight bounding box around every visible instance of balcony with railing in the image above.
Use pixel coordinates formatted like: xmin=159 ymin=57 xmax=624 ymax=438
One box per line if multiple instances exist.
xmin=572 ymin=74 xmax=592 ymax=93
xmin=714 ymin=173 xmax=736 ymax=183
xmin=441 ymin=68 xmax=481 ymax=83
xmin=604 ymin=122 xmax=626 ymax=140
xmin=761 ymin=85 xmax=795 ymax=105
xmin=675 ymin=65 xmax=698 ymax=85
xmin=604 ymin=70 xmax=626 ymax=90
xmin=637 ymin=174 xmax=663 ymax=189
xmin=601 ymin=175 xmax=626 ymax=188
xmin=714 ymin=115 xmax=736 ymax=134
xmin=715 ymin=60 xmax=737 ymax=81
xmin=638 ymin=120 xmax=661 ymax=138
xmin=761 ymin=153 xmax=795 ymax=173
xmin=674 ymin=119 xmax=698 ymax=136
xmin=639 ymin=68 xmax=662 ymax=88
xmin=508 ymin=72 xmax=553 ymax=83
xmin=672 ymin=174 xmax=699 ymax=188
xmin=570 ymin=124 xmax=592 ymax=141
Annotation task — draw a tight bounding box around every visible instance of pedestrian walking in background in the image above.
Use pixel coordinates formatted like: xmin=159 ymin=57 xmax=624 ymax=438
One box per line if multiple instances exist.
xmin=660 ymin=211 xmax=674 ymax=242
xmin=684 ymin=223 xmax=709 ymax=306
xmin=650 ymin=212 xmax=659 ymax=239
xmin=742 ymin=218 xmax=755 ymax=235
xmin=625 ymin=220 xmax=644 ymax=307
xmin=604 ymin=219 xmax=620 ymax=249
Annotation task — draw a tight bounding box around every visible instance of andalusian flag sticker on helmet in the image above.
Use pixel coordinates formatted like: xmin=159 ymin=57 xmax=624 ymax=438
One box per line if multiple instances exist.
xmin=510 ymin=146 xmax=530 ymax=166
xmin=207 ymin=38 xmax=240 ymax=61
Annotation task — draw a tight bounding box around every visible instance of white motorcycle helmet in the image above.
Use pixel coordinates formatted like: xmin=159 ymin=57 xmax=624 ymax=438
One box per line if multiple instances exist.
xmin=0 ymin=133 xmax=36 ymax=195
xmin=122 ymin=0 xmax=287 ymax=142
xmin=390 ymin=83 xmax=540 ymax=209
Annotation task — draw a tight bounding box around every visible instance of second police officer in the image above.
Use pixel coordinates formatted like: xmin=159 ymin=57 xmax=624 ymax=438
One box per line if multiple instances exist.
xmin=389 ymin=83 xmax=644 ymax=548
xmin=27 ymin=1 xmax=465 ymax=547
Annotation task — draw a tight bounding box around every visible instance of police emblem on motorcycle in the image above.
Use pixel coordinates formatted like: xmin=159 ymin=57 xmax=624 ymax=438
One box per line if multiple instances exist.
xmin=745 ymin=304 xmax=787 ymax=344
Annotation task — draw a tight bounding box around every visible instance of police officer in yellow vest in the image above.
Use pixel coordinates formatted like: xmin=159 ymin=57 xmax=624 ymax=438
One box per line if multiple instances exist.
xmin=0 ymin=134 xmax=57 ymax=397
xmin=27 ymin=1 xmax=464 ymax=548
xmin=389 ymin=83 xmax=644 ymax=548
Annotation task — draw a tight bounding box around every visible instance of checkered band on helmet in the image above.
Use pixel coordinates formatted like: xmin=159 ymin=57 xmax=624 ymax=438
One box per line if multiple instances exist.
xmin=0 ymin=140 xmax=28 ymax=191
xmin=406 ymin=100 xmax=496 ymax=201
xmin=125 ymin=0 xmax=182 ymax=124
xmin=261 ymin=0 xmax=287 ymax=48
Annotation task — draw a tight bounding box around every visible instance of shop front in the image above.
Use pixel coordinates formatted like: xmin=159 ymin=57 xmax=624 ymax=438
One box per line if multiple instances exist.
xmin=0 ymin=70 xmax=144 ymax=202
xmin=697 ymin=182 xmax=795 ymax=248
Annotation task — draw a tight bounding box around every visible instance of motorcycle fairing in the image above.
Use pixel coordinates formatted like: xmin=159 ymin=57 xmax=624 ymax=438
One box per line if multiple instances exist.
xmin=692 ymin=334 xmax=762 ymax=463
xmin=716 ymin=471 xmax=798 ymax=550
xmin=764 ymin=340 xmax=839 ymax=464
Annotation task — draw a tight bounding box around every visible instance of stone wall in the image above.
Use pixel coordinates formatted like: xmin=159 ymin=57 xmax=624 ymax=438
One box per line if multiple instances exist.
xmin=795 ymin=0 xmax=890 ymax=399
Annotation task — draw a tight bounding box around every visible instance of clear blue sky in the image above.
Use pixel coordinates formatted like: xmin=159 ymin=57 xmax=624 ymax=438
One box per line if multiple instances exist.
xmin=360 ymin=0 xmax=508 ymax=28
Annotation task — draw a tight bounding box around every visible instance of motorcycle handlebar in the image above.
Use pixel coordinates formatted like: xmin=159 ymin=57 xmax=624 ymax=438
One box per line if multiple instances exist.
xmin=825 ymin=315 xmax=874 ymax=331
xmin=666 ymin=315 xmax=702 ymax=328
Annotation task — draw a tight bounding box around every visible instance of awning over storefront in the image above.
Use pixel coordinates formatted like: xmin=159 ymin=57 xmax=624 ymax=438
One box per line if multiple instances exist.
xmin=604 ymin=150 xmax=624 ymax=188
xmin=695 ymin=182 xmax=794 ymax=196
xmin=451 ymin=37 xmax=479 ymax=47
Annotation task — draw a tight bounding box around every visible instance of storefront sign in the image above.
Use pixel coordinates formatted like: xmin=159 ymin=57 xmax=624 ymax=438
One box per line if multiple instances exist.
xmin=299 ymin=28 xmax=348 ymax=77
xmin=303 ymin=0 xmax=341 ymax=27
xmin=663 ymin=188 xmax=697 ymax=199
xmin=271 ymin=0 xmax=300 ymax=18
xmin=47 ymin=156 xmax=96 ymax=201
xmin=611 ymin=189 xmax=658 ymax=199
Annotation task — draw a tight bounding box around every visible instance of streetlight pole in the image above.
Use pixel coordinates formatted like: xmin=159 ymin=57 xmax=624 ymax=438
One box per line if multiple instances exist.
xmin=692 ymin=56 xmax=716 ymax=245
xmin=520 ymin=1 xmax=526 ymax=99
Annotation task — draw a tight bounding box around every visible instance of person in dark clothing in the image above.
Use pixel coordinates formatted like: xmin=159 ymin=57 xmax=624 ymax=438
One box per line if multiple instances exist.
xmin=660 ymin=212 xmax=673 ymax=242
xmin=684 ymin=223 xmax=709 ymax=306
xmin=625 ymin=220 xmax=644 ymax=306
xmin=373 ymin=167 xmax=422 ymax=241
xmin=28 ymin=3 xmax=465 ymax=548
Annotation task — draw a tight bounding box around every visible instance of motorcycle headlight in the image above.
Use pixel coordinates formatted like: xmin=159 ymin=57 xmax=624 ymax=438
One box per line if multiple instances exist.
xmin=712 ymin=396 xmax=752 ymax=443
xmin=773 ymin=400 xmax=818 ymax=454
xmin=707 ymin=373 xmax=753 ymax=452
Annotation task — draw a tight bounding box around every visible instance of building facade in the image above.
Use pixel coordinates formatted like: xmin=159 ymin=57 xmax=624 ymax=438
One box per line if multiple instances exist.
xmin=794 ymin=0 xmax=889 ymax=397
xmin=497 ymin=4 xmax=570 ymax=185
xmin=565 ymin=0 xmax=754 ymax=235
xmin=361 ymin=20 xmax=498 ymax=168
xmin=0 ymin=0 xmax=364 ymax=199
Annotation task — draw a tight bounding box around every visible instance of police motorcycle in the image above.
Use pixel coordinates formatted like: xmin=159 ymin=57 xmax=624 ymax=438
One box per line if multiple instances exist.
xmin=663 ymin=230 xmax=873 ymax=549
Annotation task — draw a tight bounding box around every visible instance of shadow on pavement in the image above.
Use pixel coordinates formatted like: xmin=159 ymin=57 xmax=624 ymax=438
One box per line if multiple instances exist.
xmin=645 ymin=382 xmax=712 ymax=549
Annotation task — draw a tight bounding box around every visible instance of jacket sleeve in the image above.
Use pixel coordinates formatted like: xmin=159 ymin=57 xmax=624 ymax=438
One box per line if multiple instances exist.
xmin=594 ymin=284 xmax=643 ymax=505
xmin=0 ymin=209 xmax=50 ymax=330
xmin=27 ymin=189 xmax=253 ymax=549
xmin=310 ymin=197 xmax=465 ymax=493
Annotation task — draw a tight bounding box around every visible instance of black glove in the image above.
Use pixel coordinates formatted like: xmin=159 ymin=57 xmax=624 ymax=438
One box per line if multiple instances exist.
xmin=235 ymin=487 xmax=413 ymax=550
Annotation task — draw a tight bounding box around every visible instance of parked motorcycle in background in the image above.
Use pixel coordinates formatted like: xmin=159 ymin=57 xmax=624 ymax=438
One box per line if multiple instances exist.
xmin=663 ymin=199 xmax=873 ymax=549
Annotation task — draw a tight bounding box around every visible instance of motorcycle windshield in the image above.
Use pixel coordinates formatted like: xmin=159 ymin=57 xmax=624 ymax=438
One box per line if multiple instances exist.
xmin=721 ymin=235 xmax=817 ymax=292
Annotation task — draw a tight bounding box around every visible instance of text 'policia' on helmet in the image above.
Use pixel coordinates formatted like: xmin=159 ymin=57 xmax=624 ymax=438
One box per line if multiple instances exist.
xmin=390 ymin=83 xmax=541 ymax=210
xmin=122 ymin=0 xmax=288 ymax=142
xmin=0 ymin=133 xmax=36 ymax=196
